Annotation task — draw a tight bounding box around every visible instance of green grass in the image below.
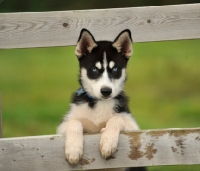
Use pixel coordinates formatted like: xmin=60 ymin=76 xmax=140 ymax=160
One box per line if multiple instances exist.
xmin=0 ymin=40 xmax=200 ymax=170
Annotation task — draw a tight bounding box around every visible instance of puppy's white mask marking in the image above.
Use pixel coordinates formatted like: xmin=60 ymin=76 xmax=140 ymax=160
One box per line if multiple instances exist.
xmin=81 ymin=52 xmax=126 ymax=99
xmin=109 ymin=61 xmax=115 ymax=69
xmin=101 ymin=52 xmax=112 ymax=87
xmin=103 ymin=52 xmax=107 ymax=68
xmin=95 ymin=62 xmax=102 ymax=69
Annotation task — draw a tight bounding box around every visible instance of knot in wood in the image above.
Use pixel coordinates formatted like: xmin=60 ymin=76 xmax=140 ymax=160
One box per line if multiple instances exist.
xmin=63 ymin=23 xmax=68 ymax=27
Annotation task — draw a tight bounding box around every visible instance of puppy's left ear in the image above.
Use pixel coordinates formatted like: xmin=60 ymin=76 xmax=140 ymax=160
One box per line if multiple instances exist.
xmin=112 ymin=29 xmax=133 ymax=59
xmin=75 ymin=29 xmax=97 ymax=58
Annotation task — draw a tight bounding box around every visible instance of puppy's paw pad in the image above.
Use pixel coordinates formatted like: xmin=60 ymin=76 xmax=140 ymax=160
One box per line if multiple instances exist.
xmin=65 ymin=147 xmax=83 ymax=165
xmin=100 ymin=144 xmax=117 ymax=159
xmin=100 ymin=133 xmax=118 ymax=159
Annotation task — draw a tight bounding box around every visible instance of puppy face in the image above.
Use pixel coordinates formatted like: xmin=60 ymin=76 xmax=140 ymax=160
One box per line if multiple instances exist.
xmin=75 ymin=29 xmax=133 ymax=100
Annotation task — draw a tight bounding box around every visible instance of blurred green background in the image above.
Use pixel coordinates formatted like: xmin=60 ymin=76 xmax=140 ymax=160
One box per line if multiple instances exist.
xmin=1 ymin=1 xmax=200 ymax=171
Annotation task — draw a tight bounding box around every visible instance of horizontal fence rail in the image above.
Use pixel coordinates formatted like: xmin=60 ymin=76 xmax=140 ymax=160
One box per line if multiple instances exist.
xmin=0 ymin=128 xmax=200 ymax=171
xmin=0 ymin=3 xmax=200 ymax=49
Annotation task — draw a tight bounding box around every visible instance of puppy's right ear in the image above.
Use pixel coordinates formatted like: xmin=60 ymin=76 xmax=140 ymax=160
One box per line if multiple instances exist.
xmin=75 ymin=29 xmax=97 ymax=58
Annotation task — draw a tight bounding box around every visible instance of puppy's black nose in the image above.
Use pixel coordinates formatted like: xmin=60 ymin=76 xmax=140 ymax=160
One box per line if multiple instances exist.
xmin=101 ymin=87 xmax=112 ymax=97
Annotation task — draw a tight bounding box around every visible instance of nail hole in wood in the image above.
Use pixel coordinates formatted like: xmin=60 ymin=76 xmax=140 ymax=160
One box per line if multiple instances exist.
xmin=63 ymin=23 xmax=68 ymax=27
xmin=147 ymin=19 xmax=151 ymax=23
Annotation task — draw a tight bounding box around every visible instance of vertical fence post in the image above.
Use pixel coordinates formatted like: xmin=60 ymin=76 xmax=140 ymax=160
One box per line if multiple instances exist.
xmin=0 ymin=94 xmax=2 ymax=138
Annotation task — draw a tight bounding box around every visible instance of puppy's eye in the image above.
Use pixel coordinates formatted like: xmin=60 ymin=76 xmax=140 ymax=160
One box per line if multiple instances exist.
xmin=92 ymin=67 xmax=98 ymax=72
xmin=112 ymin=67 xmax=118 ymax=72
xmin=88 ymin=66 xmax=101 ymax=79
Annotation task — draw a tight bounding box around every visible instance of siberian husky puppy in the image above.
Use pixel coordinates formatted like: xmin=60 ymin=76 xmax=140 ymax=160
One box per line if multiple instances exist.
xmin=57 ymin=29 xmax=147 ymax=171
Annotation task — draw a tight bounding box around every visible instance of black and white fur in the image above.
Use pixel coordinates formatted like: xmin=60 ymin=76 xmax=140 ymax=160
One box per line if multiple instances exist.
xmin=57 ymin=29 xmax=146 ymax=171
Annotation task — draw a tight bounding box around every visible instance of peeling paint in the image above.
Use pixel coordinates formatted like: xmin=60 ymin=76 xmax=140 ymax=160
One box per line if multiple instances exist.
xmin=123 ymin=129 xmax=200 ymax=139
xmin=127 ymin=133 xmax=157 ymax=160
xmin=128 ymin=133 xmax=143 ymax=160
xmin=144 ymin=143 xmax=157 ymax=160
xmin=80 ymin=158 xmax=90 ymax=166
xmin=176 ymin=139 xmax=185 ymax=149
xmin=147 ymin=129 xmax=200 ymax=138
xmin=147 ymin=130 xmax=169 ymax=138
xmin=80 ymin=157 xmax=95 ymax=166
xmin=195 ymin=136 xmax=200 ymax=141
xmin=175 ymin=139 xmax=185 ymax=155
xmin=171 ymin=129 xmax=200 ymax=137
xmin=171 ymin=146 xmax=177 ymax=153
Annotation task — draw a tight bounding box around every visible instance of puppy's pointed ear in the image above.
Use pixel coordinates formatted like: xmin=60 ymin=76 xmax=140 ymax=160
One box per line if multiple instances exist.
xmin=75 ymin=29 xmax=97 ymax=58
xmin=112 ymin=29 xmax=133 ymax=59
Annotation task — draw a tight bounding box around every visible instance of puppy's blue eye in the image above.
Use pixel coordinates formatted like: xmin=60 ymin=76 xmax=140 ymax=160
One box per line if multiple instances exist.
xmin=88 ymin=66 xmax=100 ymax=79
xmin=92 ymin=67 xmax=98 ymax=72
xmin=112 ymin=67 xmax=118 ymax=72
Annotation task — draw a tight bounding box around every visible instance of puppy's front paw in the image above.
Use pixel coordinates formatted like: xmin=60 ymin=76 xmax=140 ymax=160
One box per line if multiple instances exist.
xmin=100 ymin=129 xmax=119 ymax=159
xmin=65 ymin=145 xmax=83 ymax=165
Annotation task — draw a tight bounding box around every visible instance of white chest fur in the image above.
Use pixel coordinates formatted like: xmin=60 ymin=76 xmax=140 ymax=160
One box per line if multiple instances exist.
xmin=66 ymin=100 xmax=116 ymax=133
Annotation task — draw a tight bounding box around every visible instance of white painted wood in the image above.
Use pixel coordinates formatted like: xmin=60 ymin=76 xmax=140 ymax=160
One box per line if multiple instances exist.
xmin=0 ymin=128 xmax=200 ymax=171
xmin=0 ymin=3 xmax=200 ymax=49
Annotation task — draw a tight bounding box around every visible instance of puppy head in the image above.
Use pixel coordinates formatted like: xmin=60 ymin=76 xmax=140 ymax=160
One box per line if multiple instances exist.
xmin=75 ymin=29 xmax=133 ymax=100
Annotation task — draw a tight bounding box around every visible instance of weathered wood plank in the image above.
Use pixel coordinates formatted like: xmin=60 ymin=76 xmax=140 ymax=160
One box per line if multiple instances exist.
xmin=0 ymin=128 xmax=200 ymax=171
xmin=0 ymin=4 xmax=200 ymax=49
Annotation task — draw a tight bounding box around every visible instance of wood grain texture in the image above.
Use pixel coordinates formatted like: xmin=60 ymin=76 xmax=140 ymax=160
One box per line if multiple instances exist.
xmin=0 ymin=128 xmax=200 ymax=171
xmin=0 ymin=4 xmax=200 ymax=49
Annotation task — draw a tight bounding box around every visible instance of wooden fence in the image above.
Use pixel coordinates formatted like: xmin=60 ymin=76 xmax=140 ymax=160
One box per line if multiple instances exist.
xmin=0 ymin=3 xmax=200 ymax=171
xmin=1 ymin=3 xmax=200 ymax=49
